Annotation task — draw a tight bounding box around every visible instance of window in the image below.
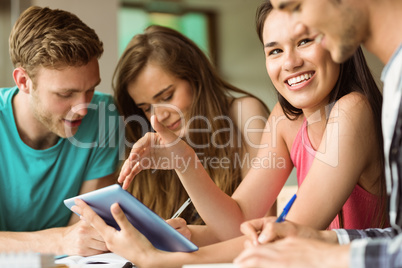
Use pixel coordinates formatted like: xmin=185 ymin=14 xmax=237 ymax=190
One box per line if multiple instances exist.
xmin=118 ymin=1 xmax=217 ymax=64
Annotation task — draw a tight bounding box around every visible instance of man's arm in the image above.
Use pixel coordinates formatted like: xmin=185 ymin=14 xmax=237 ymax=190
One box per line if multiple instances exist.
xmin=240 ymin=217 xmax=402 ymax=267
xmin=68 ymin=174 xmax=117 ymax=225
xmin=334 ymin=227 xmax=402 ymax=268
xmin=0 ymin=174 xmax=116 ymax=255
xmin=234 ymin=237 xmax=350 ymax=268
xmin=348 ymin=233 xmax=402 ymax=268
xmin=0 ymin=221 xmax=107 ymax=256
xmin=236 ymin=231 xmax=402 ymax=268
xmin=335 ymin=227 xmax=397 ymax=244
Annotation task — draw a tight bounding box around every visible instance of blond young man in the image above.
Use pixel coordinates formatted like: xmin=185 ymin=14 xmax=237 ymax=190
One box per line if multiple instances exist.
xmin=0 ymin=6 xmax=121 ymax=255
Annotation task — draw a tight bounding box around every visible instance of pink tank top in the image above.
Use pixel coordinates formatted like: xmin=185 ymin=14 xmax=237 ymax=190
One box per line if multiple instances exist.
xmin=290 ymin=119 xmax=385 ymax=229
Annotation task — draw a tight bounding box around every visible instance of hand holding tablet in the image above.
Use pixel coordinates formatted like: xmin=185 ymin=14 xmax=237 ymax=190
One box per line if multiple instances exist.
xmin=64 ymin=184 xmax=198 ymax=253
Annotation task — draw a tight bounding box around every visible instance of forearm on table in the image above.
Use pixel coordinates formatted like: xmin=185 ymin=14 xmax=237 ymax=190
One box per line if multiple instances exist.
xmin=143 ymin=235 xmax=246 ymax=268
xmin=319 ymin=230 xmax=339 ymax=244
xmin=322 ymin=243 xmax=350 ymax=268
xmin=188 ymin=225 xmax=222 ymax=246
xmin=0 ymin=228 xmax=64 ymax=254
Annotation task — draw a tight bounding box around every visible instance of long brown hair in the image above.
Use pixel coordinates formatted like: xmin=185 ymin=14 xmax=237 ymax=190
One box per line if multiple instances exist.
xmin=113 ymin=25 xmax=269 ymax=223
xmin=256 ymin=0 xmax=387 ymax=228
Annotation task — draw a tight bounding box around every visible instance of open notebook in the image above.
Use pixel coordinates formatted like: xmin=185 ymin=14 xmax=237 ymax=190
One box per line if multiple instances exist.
xmin=55 ymin=253 xmax=134 ymax=268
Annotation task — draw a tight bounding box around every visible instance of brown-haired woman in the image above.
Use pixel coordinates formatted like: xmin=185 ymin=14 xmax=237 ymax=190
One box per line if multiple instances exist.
xmin=113 ymin=25 xmax=274 ymax=224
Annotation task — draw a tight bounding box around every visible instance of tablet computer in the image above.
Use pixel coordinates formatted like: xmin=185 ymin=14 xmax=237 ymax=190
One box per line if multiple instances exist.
xmin=64 ymin=184 xmax=198 ymax=253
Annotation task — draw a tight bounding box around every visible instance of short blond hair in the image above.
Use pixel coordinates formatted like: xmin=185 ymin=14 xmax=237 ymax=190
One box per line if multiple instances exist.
xmin=9 ymin=6 xmax=103 ymax=80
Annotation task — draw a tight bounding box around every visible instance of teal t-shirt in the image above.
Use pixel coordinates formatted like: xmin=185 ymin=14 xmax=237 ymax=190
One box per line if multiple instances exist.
xmin=0 ymin=87 xmax=123 ymax=231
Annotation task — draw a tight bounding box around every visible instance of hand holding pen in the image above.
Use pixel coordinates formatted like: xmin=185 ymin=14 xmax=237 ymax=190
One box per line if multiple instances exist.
xmin=165 ymin=198 xmax=192 ymax=240
xmin=239 ymin=194 xmax=297 ymax=245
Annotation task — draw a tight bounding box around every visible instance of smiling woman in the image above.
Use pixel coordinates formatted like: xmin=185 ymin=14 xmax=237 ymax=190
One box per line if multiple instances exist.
xmin=261 ymin=9 xmax=340 ymax=116
xmin=113 ymin=25 xmax=273 ymax=224
xmin=252 ymin=1 xmax=387 ymax=230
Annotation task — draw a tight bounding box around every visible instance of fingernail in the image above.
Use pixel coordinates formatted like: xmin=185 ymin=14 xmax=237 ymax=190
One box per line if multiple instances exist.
xmin=258 ymin=234 xmax=267 ymax=244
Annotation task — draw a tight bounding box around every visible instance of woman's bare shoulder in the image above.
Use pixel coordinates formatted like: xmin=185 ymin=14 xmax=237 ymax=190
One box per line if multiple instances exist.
xmin=330 ymin=92 xmax=374 ymax=123
xmin=229 ymin=96 xmax=270 ymax=118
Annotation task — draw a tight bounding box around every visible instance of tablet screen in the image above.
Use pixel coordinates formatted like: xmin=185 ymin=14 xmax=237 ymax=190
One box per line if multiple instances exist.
xmin=64 ymin=184 xmax=198 ymax=253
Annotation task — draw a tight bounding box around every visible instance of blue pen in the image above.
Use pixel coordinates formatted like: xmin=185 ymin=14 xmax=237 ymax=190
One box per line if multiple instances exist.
xmin=276 ymin=194 xmax=297 ymax=222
